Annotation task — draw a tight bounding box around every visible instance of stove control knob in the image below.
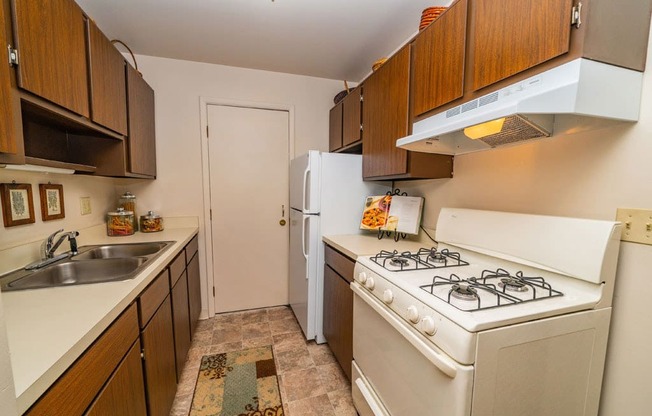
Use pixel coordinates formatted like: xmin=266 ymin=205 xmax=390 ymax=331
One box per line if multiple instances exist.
xmin=365 ymin=277 xmax=375 ymax=290
xmin=382 ymin=289 xmax=394 ymax=304
xmin=421 ymin=316 xmax=437 ymax=336
xmin=407 ymin=306 xmax=420 ymax=324
xmin=357 ymin=272 xmax=367 ymax=284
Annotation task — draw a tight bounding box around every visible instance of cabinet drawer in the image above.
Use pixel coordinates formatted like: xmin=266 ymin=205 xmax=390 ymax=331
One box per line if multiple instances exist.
xmin=169 ymin=251 xmax=186 ymax=287
xmin=186 ymin=235 xmax=199 ymax=264
xmin=325 ymin=245 xmax=355 ymax=283
xmin=26 ymin=304 xmax=139 ymax=416
xmin=138 ymin=269 xmax=170 ymax=328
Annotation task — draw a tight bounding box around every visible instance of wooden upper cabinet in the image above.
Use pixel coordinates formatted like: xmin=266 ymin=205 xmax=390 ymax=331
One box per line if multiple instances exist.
xmin=412 ymin=0 xmax=467 ymax=117
xmin=342 ymin=86 xmax=362 ymax=147
xmin=12 ymin=0 xmax=90 ymax=117
xmin=89 ymin=20 xmax=128 ymax=135
xmin=469 ymin=0 xmax=573 ymax=91
xmin=329 ymin=101 xmax=343 ymax=151
xmin=126 ymin=64 xmax=157 ymax=177
xmin=362 ymin=47 xmax=410 ymax=178
xmin=0 ymin=2 xmax=16 ymax=154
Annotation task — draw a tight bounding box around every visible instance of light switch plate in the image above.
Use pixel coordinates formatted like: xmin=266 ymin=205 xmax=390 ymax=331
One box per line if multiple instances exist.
xmin=80 ymin=197 xmax=92 ymax=215
xmin=615 ymin=208 xmax=652 ymax=245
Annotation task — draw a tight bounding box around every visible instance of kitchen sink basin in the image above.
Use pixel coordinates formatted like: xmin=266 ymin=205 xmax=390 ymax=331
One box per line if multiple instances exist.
xmin=5 ymin=258 xmax=147 ymax=290
xmin=0 ymin=241 xmax=175 ymax=291
xmin=73 ymin=242 xmax=171 ymax=260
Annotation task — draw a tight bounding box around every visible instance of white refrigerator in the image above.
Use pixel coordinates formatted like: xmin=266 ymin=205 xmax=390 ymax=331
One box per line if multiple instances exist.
xmin=289 ymin=151 xmax=389 ymax=343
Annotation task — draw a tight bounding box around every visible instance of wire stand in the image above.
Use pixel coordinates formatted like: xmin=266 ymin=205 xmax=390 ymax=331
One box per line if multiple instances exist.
xmin=378 ymin=189 xmax=408 ymax=242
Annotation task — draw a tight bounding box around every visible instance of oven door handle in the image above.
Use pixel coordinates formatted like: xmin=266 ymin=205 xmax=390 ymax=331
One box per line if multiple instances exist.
xmin=352 ymin=283 xmax=459 ymax=379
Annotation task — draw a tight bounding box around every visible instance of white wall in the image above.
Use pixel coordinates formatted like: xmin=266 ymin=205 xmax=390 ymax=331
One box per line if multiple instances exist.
xmin=122 ymin=54 xmax=345 ymax=316
xmin=395 ymin=32 xmax=652 ymax=416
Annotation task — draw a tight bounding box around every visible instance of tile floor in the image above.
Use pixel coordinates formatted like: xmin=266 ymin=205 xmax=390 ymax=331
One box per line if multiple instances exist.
xmin=170 ymin=306 xmax=357 ymax=416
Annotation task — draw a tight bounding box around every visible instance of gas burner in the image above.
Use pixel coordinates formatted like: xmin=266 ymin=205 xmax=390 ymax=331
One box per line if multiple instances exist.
xmin=499 ymin=277 xmax=528 ymax=292
xmin=450 ymin=283 xmax=478 ymax=301
xmin=389 ymin=257 xmax=410 ymax=267
xmin=429 ymin=251 xmax=446 ymax=263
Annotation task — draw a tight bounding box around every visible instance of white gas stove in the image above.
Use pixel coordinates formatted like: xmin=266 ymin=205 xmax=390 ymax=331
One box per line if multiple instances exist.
xmin=351 ymin=208 xmax=621 ymax=416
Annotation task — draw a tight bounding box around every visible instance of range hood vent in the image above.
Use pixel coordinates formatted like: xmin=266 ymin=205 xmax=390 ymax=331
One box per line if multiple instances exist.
xmin=397 ymin=59 xmax=644 ymax=155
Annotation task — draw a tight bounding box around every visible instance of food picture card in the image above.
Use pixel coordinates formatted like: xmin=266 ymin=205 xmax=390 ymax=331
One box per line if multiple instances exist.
xmin=360 ymin=195 xmax=424 ymax=235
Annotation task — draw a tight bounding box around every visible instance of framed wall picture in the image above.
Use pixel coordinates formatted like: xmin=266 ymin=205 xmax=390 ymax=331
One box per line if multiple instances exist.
xmin=0 ymin=183 xmax=36 ymax=227
xmin=39 ymin=183 xmax=65 ymax=221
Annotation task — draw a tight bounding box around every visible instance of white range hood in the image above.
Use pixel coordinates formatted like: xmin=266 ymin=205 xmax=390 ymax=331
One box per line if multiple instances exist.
xmin=396 ymin=59 xmax=644 ymax=155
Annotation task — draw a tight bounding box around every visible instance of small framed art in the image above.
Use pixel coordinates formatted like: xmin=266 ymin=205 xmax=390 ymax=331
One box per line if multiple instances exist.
xmin=0 ymin=183 xmax=36 ymax=227
xmin=39 ymin=183 xmax=65 ymax=221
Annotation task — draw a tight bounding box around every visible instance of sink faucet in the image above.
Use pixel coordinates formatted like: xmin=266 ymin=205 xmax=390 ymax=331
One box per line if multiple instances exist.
xmin=25 ymin=230 xmax=79 ymax=271
xmin=43 ymin=229 xmax=79 ymax=259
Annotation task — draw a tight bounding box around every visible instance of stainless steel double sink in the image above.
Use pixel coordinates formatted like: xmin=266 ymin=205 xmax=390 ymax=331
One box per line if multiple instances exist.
xmin=0 ymin=241 xmax=174 ymax=291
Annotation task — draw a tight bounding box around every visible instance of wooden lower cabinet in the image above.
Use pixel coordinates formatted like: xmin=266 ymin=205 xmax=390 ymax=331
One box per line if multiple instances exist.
xmin=187 ymin=251 xmax=202 ymax=335
xmin=171 ymin=270 xmax=192 ymax=380
xmin=141 ymin=295 xmax=177 ymax=416
xmin=323 ymin=246 xmax=354 ymax=381
xmin=85 ymin=339 xmax=147 ymax=416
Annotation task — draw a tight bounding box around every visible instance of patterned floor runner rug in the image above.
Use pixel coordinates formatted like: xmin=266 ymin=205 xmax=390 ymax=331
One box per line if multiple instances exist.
xmin=190 ymin=346 xmax=284 ymax=416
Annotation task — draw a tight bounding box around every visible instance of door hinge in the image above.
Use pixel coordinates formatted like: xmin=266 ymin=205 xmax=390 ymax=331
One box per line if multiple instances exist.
xmin=7 ymin=45 xmax=18 ymax=66
xmin=360 ymin=95 xmax=363 ymax=102
xmin=209 ymin=209 xmax=212 ymax=220
xmin=206 ymin=125 xmax=209 ymax=138
xmin=571 ymin=2 xmax=582 ymax=28
xmin=360 ymin=123 xmax=363 ymax=131
xmin=212 ymin=287 xmax=215 ymax=297
xmin=140 ymin=350 xmax=145 ymax=360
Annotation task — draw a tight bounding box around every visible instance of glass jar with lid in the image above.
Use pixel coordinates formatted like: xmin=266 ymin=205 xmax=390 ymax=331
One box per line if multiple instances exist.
xmin=107 ymin=207 xmax=135 ymax=236
xmin=140 ymin=211 xmax=164 ymax=233
xmin=119 ymin=191 xmax=137 ymax=231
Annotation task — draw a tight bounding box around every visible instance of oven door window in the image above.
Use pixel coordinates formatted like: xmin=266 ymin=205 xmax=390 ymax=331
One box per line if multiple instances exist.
xmin=353 ymin=286 xmax=474 ymax=416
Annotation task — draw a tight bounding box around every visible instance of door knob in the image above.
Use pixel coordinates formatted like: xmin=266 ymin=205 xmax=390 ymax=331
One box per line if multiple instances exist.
xmin=279 ymin=219 xmax=287 ymax=226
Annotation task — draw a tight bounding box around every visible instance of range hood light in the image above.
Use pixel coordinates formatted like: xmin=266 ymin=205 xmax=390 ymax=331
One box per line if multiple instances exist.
xmin=463 ymin=118 xmax=505 ymax=140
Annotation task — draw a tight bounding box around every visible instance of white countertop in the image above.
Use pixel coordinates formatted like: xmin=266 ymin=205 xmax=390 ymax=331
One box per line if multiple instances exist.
xmin=0 ymin=218 xmax=199 ymax=414
xmin=322 ymin=233 xmax=433 ymax=260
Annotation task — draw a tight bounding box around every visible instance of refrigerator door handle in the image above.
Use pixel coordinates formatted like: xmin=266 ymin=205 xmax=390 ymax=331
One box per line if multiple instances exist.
xmin=302 ymin=215 xmax=310 ymax=262
xmin=302 ymin=166 xmax=310 ymax=212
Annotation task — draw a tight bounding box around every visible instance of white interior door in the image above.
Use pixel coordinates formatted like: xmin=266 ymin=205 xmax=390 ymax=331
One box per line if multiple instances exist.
xmin=207 ymin=104 xmax=290 ymax=313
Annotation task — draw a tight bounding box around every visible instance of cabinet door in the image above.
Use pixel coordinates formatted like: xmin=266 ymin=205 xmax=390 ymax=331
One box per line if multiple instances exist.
xmin=89 ymin=21 xmax=128 ymax=135
xmin=323 ymin=265 xmax=353 ymax=380
xmin=171 ymin=271 xmax=191 ymax=381
xmin=0 ymin=2 xmax=16 ymax=154
xmin=187 ymin=252 xmax=202 ymax=335
xmin=141 ymin=296 xmax=177 ymax=416
xmin=85 ymin=339 xmax=147 ymax=416
xmin=126 ymin=64 xmax=156 ymax=176
xmin=329 ymin=102 xmax=343 ymax=151
xmin=342 ymin=87 xmax=362 ymax=147
xmin=470 ymin=0 xmax=573 ymax=91
xmin=412 ymin=0 xmax=467 ymax=116
xmin=362 ymin=47 xmax=410 ymax=178
xmin=12 ymin=0 xmax=89 ymax=117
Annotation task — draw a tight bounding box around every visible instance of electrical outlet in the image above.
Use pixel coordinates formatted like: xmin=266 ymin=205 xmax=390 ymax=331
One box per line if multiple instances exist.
xmin=615 ymin=208 xmax=652 ymax=245
xmin=80 ymin=197 xmax=92 ymax=215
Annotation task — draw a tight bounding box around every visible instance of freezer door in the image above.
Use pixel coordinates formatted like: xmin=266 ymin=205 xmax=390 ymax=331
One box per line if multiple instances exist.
xmin=289 ymin=151 xmax=321 ymax=213
xmin=289 ymin=209 xmax=319 ymax=340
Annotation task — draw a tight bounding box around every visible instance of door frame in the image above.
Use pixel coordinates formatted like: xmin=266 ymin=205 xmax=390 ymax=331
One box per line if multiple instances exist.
xmin=199 ymin=97 xmax=295 ymax=318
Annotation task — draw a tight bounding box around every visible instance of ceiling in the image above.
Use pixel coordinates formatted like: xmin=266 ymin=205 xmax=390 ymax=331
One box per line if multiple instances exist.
xmin=76 ymin=0 xmax=450 ymax=82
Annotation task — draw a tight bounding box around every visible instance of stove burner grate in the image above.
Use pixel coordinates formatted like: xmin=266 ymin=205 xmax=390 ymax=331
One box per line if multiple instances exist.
xmin=419 ymin=269 xmax=563 ymax=311
xmin=370 ymin=247 xmax=470 ymax=272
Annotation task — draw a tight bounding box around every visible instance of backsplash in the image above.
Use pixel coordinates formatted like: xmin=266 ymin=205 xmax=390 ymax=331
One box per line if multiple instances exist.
xmin=0 ymin=170 xmax=121 ymax=249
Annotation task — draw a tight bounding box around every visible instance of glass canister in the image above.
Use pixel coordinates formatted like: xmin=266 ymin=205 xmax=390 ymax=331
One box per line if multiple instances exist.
xmin=119 ymin=191 xmax=137 ymax=230
xmin=140 ymin=211 xmax=164 ymax=233
xmin=107 ymin=207 xmax=135 ymax=236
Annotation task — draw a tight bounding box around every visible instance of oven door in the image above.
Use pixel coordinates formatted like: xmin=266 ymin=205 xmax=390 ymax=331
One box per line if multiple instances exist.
xmin=352 ymin=283 xmax=474 ymax=416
